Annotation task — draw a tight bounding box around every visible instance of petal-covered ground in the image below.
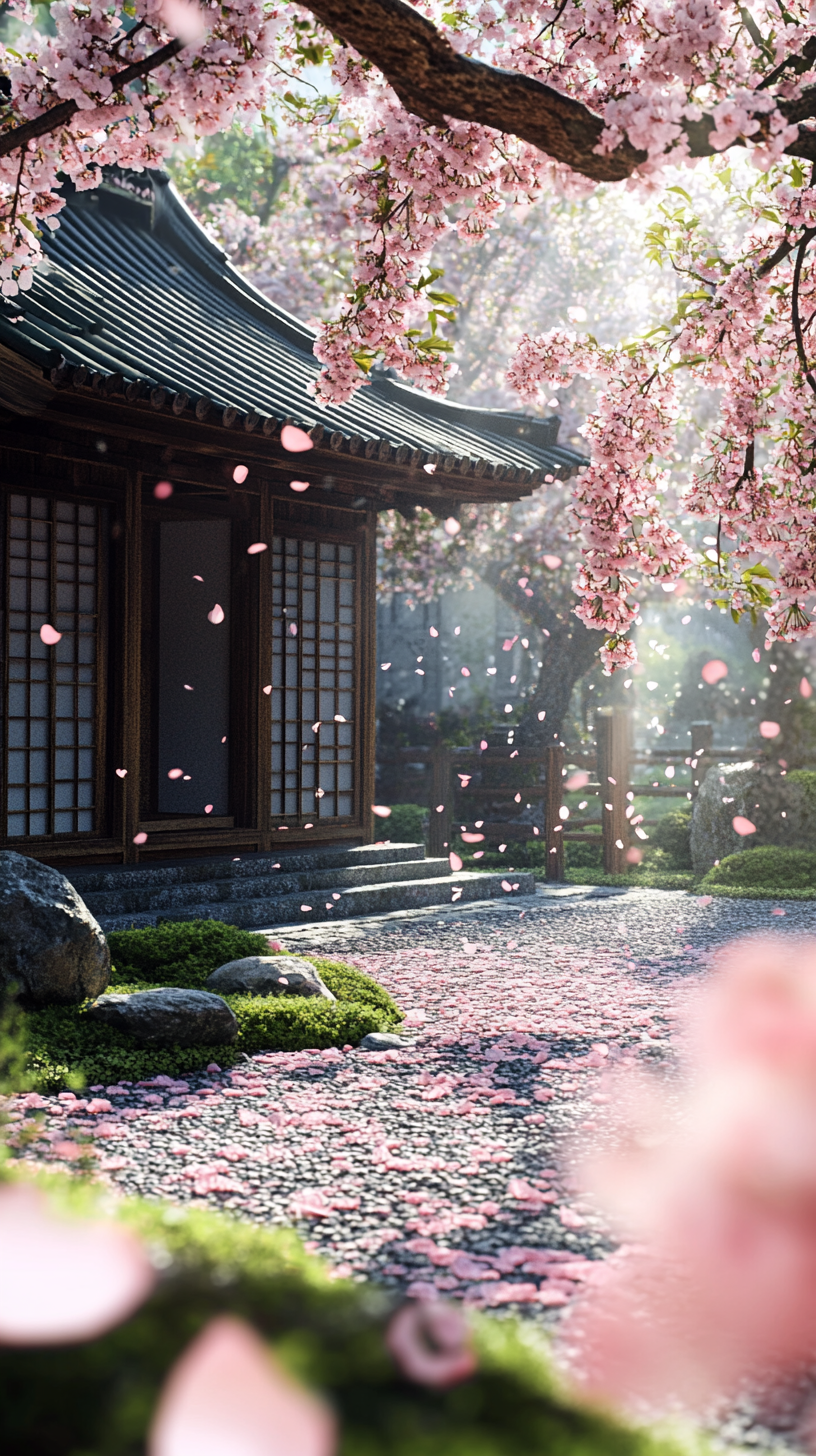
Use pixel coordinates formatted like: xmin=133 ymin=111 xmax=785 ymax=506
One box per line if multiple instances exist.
xmin=7 ymin=887 xmax=815 ymax=1326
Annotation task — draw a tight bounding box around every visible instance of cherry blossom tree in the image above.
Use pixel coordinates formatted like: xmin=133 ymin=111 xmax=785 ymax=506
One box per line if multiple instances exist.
xmin=3 ymin=0 xmax=816 ymax=669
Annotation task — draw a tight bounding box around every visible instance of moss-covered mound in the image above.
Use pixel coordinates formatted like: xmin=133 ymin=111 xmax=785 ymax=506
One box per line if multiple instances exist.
xmin=700 ymin=845 xmax=816 ymax=897
xmin=24 ymin=920 xmax=402 ymax=1091
xmin=1 ymin=1175 xmax=702 ymax=1456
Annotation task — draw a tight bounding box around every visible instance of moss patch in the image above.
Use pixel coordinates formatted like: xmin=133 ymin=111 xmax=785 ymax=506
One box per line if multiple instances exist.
xmin=700 ymin=845 xmax=816 ymax=893
xmin=23 ymin=922 xmax=402 ymax=1091
xmin=0 ymin=1173 xmax=710 ymax=1456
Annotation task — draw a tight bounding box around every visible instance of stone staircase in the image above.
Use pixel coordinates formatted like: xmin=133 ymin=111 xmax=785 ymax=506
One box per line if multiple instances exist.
xmin=66 ymin=843 xmax=535 ymax=933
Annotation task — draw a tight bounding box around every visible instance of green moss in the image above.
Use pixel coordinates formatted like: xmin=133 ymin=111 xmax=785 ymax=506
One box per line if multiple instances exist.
xmin=535 ymin=869 xmax=697 ymax=892
xmin=700 ymin=845 xmax=816 ymax=891
xmin=787 ymin=769 xmax=816 ymax=805
xmin=0 ymin=1174 xmax=710 ymax=1456
xmin=22 ymin=926 xmax=403 ymax=1091
xmin=107 ymin=920 xmax=272 ymax=989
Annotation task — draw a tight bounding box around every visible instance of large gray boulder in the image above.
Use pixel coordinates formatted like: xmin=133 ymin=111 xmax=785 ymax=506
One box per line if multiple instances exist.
xmin=691 ymin=762 xmax=816 ymax=875
xmin=88 ymin=988 xmax=237 ymax=1047
xmin=0 ymin=851 xmax=109 ymax=1007
xmin=207 ymin=956 xmax=335 ymax=1001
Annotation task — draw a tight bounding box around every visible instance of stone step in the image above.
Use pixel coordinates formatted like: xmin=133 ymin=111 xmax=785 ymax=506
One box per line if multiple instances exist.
xmin=80 ymin=855 xmax=452 ymax=918
xmin=66 ymin=842 xmax=427 ymax=896
xmin=94 ymin=870 xmax=536 ymax=933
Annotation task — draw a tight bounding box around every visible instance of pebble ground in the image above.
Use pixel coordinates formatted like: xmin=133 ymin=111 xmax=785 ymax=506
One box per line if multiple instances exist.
xmin=7 ymin=884 xmax=816 ymax=1447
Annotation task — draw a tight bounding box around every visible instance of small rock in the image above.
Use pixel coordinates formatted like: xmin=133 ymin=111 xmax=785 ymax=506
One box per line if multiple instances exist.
xmin=207 ymin=956 xmax=335 ymax=1001
xmin=691 ymin=761 xmax=816 ymax=874
xmin=0 ymin=851 xmax=109 ymax=1007
xmin=88 ymin=988 xmax=237 ymax=1047
xmin=359 ymin=1032 xmax=411 ymax=1051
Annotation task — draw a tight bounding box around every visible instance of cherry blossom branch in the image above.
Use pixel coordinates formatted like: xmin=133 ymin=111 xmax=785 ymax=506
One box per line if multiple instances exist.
xmin=0 ymin=36 xmax=185 ymax=160
xmin=306 ymin=0 xmax=816 ymax=179
xmin=791 ymin=226 xmax=816 ymax=397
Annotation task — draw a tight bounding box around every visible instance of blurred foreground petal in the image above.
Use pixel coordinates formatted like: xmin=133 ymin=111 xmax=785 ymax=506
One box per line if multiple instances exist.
xmin=0 ymin=1184 xmax=154 ymax=1345
xmin=150 ymin=1315 xmax=335 ymax=1456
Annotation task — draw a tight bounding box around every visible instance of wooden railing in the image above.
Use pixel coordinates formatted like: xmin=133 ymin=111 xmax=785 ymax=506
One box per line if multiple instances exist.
xmin=376 ymin=715 xmax=764 ymax=879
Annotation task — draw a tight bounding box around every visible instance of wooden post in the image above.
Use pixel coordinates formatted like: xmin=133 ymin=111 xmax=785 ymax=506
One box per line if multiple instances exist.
xmin=428 ymin=742 xmax=451 ymax=859
xmin=690 ymin=721 xmax=713 ymax=797
xmin=544 ymin=744 xmax=565 ymax=880
xmin=597 ymin=707 xmax=630 ymax=875
xmin=359 ymin=508 xmax=378 ymax=844
xmin=122 ymin=471 xmax=142 ymax=862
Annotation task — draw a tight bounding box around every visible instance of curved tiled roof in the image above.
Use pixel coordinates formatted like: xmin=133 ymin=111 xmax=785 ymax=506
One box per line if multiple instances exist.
xmin=0 ymin=169 xmax=586 ymax=484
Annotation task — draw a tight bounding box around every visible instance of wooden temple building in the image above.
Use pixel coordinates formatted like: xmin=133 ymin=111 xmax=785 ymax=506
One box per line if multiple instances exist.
xmin=0 ymin=168 xmax=584 ymax=878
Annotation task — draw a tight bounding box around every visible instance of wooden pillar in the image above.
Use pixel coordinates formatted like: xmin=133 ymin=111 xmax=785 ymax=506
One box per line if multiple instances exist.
xmin=544 ymin=744 xmax=565 ymax=880
xmin=428 ymin=743 xmax=451 ymax=859
xmin=597 ymin=707 xmax=630 ymax=875
xmin=690 ymin=720 xmax=713 ymax=797
xmin=122 ymin=471 xmax=142 ymax=862
xmin=255 ymin=485 xmax=273 ymax=850
xmin=359 ymin=508 xmax=378 ymax=844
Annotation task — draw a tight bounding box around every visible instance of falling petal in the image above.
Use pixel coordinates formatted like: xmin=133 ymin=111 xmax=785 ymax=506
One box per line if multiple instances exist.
xmin=153 ymin=481 xmax=174 ymax=500
xmin=461 ymin=667 xmax=470 ymax=677
xmin=542 ymin=554 xmax=562 ymax=569
xmin=461 ymin=832 xmax=484 ymax=843
xmin=312 ymin=722 xmax=321 ymax=732
xmin=157 ymin=0 xmax=207 ymax=43
xmin=39 ymin=624 xmax=62 ymax=645
xmin=263 ymin=685 xmax=272 ymax=695
xmin=247 ymin=543 xmax=268 ymax=555
xmin=0 ymin=1184 xmax=154 ymax=1346
xmin=334 ymin=715 xmax=346 ymax=723
xmin=204 ymin=805 xmax=213 ymax=814
xmin=423 ymin=463 xmax=437 ymax=475
xmin=115 ymin=768 xmax=128 ymax=779
xmin=133 ymin=832 xmax=148 ymax=844
xmin=232 ymin=464 xmax=249 ymax=484
xmin=148 ymin=1315 xmax=334 ymax=1456
xmin=193 ymin=575 xmax=204 ymax=583
xmin=184 ymin=684 xmax=194 ymax=692
xmin=732 ymin=816 xmax=756 ymax=836
xmin=443 ymin=518 xmax=460 ymax=535
xmin=449 ymin=852 xmax=463 ymax=871
xmin=167 ymin=769 xmax=184 ymax=780
xmin=701 ymin=659 xmax=728 ymax=685
xmin=801 ymin=678 xmax=813 ymax=699
xmin=290 ymin=481 xmax=310 ymax=492
xmin=759 ymin=721 xmax=781 ymax=738
xmin=753 ymin=648 xmax=761 ymax=663
xmin=207 ymin=604 xmax=225 ymax=625
xmin=380 ymin=663 xmax=391 ymax=670
xmin=386 ymin=1302 xmax=476 ymax=1390
xmin=429 ymin=627 xmax=439 ymax=637
xmin=372 ymin=805 xmax=392 ymax=818
xmin=280 ymin=425 xmax=314 ymax=453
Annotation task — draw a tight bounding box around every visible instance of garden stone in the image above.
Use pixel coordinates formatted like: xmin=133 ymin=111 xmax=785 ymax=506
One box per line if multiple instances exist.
xmin=0 ymin=850 xmax=109 ymax=1008
xmin=207 ymin=956 xmax=335 ymax=1000
xmin=359 ymin=1032 xmax=411 ymax=1050
xmin=691 ymin=762 xmax=816 ymax=875
xmin=88 ymin=988 xmax=237 ymax=1047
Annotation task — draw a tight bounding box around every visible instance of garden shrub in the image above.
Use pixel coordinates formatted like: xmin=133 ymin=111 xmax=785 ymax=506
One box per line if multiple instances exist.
xmin=0 ymin=1173 xmax=705 ymax=1456
xmin=385 ymin=802 xmax=428 ymax=844
xmin=23 ymin=925 xmax=402 ymax=1091
xmin=647 ymin=809 xmax=693 ymax=871
xmin=700 ymin=845 xmax=816 ymax=895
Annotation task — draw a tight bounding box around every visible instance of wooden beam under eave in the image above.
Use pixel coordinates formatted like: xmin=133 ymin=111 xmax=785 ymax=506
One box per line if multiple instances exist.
xmin=38 ymin=387 xmax=552 ymax=506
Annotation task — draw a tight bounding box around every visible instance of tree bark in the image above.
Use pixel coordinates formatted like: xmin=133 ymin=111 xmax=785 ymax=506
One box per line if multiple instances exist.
xmin=306 ymin=0 xmax=816 ymax=180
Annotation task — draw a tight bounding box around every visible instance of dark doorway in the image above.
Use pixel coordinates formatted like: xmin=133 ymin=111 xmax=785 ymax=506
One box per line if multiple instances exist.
xmin=157 ymin=519 xmax=231 ymax=816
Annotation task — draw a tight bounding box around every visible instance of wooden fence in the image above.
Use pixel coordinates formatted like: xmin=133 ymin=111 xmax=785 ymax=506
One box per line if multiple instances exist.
xmin=377 ymin=714 xmax=763 ymax=878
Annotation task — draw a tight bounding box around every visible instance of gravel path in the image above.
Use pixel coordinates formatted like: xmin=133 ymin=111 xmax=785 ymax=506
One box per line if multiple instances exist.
xmin=7 ymin=884 xmax=816 ymax=1445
